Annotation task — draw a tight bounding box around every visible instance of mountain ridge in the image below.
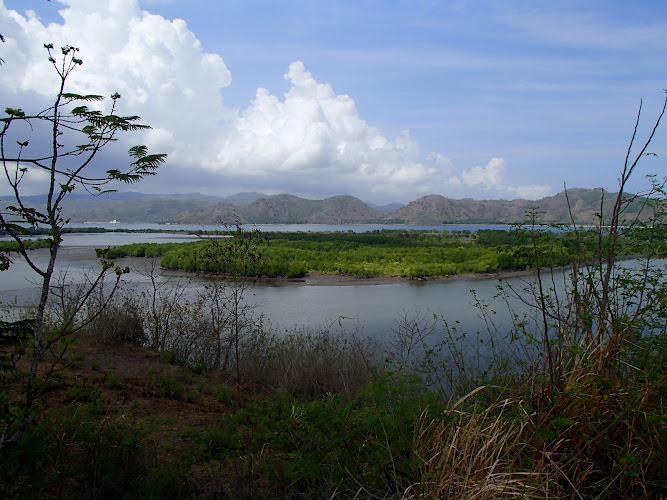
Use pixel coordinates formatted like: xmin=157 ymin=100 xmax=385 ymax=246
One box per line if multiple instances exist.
xmin=2 ymin=188 xmax=643 ymax=225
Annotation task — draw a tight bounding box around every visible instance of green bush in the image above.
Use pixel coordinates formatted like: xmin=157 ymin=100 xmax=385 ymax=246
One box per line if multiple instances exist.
xmin=155 ymin=374 xmax=184 ymax=400
xmin=190 ymin=371 xmax=441 ymax=498
xmin=0 ymin=402 xmax=160 ymax=499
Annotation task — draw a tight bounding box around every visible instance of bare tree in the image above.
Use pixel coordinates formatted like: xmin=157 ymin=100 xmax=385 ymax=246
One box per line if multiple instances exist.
xmin=195 ymin=224 xmax=266 ymax=403
xmin=134 ymin=258 xmax=191 ymax=353
xmin=498 ymin=92 xmax=667 ymax=397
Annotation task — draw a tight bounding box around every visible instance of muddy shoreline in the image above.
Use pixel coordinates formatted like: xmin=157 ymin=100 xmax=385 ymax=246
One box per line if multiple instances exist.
xmin=100 ymin=254 xmax=538 ymax=287
xmin=2 ymin=247 xmax=541 ymax=290
xmin=258 ymin=268 xmax=537 ymax=286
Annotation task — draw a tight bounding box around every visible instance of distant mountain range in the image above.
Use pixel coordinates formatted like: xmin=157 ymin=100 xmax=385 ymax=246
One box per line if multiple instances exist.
xmin=0 ymin=189 xmax=647 ymax=226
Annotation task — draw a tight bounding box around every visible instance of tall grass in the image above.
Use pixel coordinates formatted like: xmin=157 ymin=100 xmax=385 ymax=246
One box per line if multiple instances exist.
xmin=4 ymin=95 xmax=666 ymax=496
xmin=409 ymin=394 xmax=550 ymax=499
xmin=405 ymin=94 xmax=667 ymax=499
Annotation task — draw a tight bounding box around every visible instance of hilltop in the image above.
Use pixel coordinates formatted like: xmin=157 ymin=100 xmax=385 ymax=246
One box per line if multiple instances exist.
xmin=2 ymin=188 xmax=645 ymax=225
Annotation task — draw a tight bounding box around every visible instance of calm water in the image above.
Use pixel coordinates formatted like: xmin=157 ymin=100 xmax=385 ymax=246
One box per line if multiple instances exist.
xmin=67 ymin=222 xmax=513 ymax=233
xmin=0 ymin=225 xmax=527 ymax=340
xmin=0 ymin=224 xmax=552 ymax=340
xmin=4 ymin=225 xmax=661 ymax=340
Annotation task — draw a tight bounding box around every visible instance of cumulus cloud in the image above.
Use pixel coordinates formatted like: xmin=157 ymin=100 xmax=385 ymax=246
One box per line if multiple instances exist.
xmin=461 ymin=157 xmax=506 ymax=190
xmin=427 ymin=152 xmax=454 ymax=170
xmin=448 ymin=158 xmax=551 ymax=200
xmin=0 ymin=0 xmax=231 ymax=157
xmin=0 ymin=0 xmax=552 ymax=202
xmin=211 ymin=62 xmax=437 ymax=198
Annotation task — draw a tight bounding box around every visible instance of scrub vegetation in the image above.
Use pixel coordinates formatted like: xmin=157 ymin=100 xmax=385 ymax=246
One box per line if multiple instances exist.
xmin=1 ymin=43 xmax=666 ymax=498
xmin=99 ymin=227 xmax=614 ymax=279
xmin=3 ymin=157 xmax=666 ymax=497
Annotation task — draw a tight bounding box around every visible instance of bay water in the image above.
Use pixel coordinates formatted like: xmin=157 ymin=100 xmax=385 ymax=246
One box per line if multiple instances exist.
xmin=0 ymin=224 xmax=542 ymax=341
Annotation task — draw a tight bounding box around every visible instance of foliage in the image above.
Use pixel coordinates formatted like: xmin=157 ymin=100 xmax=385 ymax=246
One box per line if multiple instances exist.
xmin=0 ymin=399 xmax=183 ymax=499
xmin=407 ymin=92 xmax=667 ymax=498
xmin=0 ymin=43 xmax=165 ymax=449
xmin=100 ymin=227 xmax=615 ymax=279
xmin=0 ymin=272 xmax=663 ymax=498
xmin=0 ymin=318 xmax=32 ymax=374
xmin=193 ymin=225 xmax=267 ymax=404
xmin=0 ymin=238 xmax=52 ymax=253
xmin=410 ymin=394 xmax=550 ymax=499
xmin=192 ymin=370 xmax=439 ymax=498
xmin=236 ymin=327 xmax=380 ymax=397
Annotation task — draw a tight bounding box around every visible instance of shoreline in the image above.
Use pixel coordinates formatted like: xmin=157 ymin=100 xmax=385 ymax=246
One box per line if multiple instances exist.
xmin=260 ymin=268 xmax=535 ymax=286
xmin=146 ymin=263 xmax=536 ymax=287
xmin=105 ymin=254 xmax=568 ymax=287
xmin=150 ymin=256 xmax=647 ymax=287
xmin=7 ymin=247 xmax=634 ymax=289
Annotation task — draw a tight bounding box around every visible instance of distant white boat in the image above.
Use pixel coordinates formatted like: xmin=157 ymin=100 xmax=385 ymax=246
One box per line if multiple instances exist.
xmin=109 ymin=220 xmax=119 ymax=224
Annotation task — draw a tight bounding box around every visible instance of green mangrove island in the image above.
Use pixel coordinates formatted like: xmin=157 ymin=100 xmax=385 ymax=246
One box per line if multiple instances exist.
xmin=96 ymin=227 xmax=644 ymax=280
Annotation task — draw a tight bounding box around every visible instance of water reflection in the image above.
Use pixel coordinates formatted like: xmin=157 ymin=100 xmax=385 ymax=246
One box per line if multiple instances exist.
xmin=3 ymin=229 xmax=660 ymax=344
xmin=0 ymin=241 xmax=518 ymax=340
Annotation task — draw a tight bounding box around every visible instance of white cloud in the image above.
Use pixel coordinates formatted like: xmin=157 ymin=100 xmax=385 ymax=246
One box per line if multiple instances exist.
xmin=0 ymin=164 xmax=52 ymax=197
xmin=448 ymin=158 xmax=551 ymax=200
xmin=0 ymin=0 xmax=231 ymax=154
xmin=428 ymin=152 xmax=454 ymax=170
xmin=461 ymin=157 xmax=506 ymax=190
xmin=210 ymin=61 xmax=439 ymax=198
xmin=0 ymin=0 xmax=552 ymax=203
xmin=507 ymin=184 xmax=552 ymax=200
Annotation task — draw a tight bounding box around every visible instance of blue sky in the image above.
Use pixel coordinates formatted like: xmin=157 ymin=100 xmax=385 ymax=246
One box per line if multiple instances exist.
xmin=1 ymin=0 xmax=666 ymax=204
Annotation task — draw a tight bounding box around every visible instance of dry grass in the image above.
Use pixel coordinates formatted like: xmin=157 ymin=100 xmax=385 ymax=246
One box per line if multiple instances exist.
xmin=407 ymin=389 xmax=557 ymax=499
xmin=405 ymin=330 xmax=666 ymax=499
xmin=238 ymin=328 xmax=381 ymax=397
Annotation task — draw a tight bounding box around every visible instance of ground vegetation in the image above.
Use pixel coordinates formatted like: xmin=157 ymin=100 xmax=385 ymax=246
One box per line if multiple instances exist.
xmin=0 ymin=44 xmax=665 ymax=498
xmin=0 ymin=44 xmax=165 ymax=449
xmin=99 ymin=227 xmax=624 ymax=279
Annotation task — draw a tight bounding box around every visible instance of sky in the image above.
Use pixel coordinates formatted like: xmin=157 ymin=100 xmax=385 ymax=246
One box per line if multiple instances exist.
xmin=0 ymin=0 xmax=666 ymax=204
